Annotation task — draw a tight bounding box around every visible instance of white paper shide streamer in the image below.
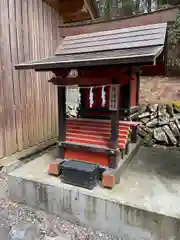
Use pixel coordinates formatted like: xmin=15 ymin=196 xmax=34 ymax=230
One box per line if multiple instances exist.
xmin=77 ymin=87 xmax=81 ymax=107
xmin=101 ymin=86 xmax=106 ymax=107
xmin=89 ymin=87 xmax=94 ymax=108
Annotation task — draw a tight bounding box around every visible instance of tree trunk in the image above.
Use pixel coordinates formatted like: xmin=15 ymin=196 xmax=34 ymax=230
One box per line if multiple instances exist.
xmin=122 ymin=0 xmax=133 ymax=17
xmin=135 ymin=0 xmax=140 ymax=14
xmin=104 ymin=0 xmax=111 ymax=20
xmin=146 ymin=0 xmax=152 ymax=12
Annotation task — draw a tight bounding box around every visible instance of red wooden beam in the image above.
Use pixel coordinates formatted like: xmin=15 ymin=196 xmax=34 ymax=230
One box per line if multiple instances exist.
xmin=49 ymin=76 xmax=112 ymax=86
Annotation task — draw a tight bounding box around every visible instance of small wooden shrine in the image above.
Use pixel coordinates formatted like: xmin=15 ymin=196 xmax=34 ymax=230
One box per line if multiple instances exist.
xmin=15 ymin=23 xmax=167 ymax=189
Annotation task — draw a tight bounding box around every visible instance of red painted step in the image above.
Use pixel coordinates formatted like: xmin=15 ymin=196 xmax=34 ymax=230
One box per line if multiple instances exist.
xmin=67 ymin=132 xmax=128 ymax=140
xmin=66 ymin=119 xmax=131 ymax=149
xmin=67 ymin=127 xmax=129 ymax=135
xmin=66 ymin=136 xmax=127 ymax=149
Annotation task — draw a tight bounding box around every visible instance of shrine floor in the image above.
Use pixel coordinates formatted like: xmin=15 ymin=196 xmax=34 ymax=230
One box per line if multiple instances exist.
xmin=7 ymin=146 xmax=180 ymax=240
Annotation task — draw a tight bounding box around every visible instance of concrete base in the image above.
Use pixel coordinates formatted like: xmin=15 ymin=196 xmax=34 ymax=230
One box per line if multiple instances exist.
xmin=7 ymin=146 xmax=180 ymax=240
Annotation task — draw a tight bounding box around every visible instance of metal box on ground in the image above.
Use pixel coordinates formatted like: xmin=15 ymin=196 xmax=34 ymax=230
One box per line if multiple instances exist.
xmin=61 ymin=160 xmax=99 ymax=190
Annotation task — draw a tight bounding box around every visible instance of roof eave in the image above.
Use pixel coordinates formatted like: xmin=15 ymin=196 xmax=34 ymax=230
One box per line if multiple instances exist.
xmin=15 ymin=54 xmax=157 ymax=71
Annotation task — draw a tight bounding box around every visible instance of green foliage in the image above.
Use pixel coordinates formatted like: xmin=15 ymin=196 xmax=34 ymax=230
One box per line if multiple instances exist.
xmin=98 ymin=0 xmax=174 ymax=20
xmin=168 ymin=14 xmax=180 ymax=69
xmin=168 ymin=14 xmax=180 ymax=47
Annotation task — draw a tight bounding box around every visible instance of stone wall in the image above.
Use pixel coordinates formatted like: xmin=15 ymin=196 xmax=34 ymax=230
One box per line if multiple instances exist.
xmin=137 ymin=103 xmax=180 ymax=147
xmin=138 ymin=76 xmax=180 ymax=147
xmin=140 ymin=76 xmax=180 ymax=104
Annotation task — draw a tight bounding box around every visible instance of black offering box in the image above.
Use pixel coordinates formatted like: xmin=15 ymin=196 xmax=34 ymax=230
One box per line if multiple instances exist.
xmin=61 ymin=160 xmax=99 ymax=190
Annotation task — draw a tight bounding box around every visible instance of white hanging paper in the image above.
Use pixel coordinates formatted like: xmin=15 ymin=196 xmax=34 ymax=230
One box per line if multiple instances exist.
xmin=74 ymin=87 xmax=81 ymax=112
xmin=89 ymin=87 xmax=94 ymax=108
xmin=101 ymin=86 xmax=106 ymax=107
xmin=77 ymin=87 xmax=81 ymax=106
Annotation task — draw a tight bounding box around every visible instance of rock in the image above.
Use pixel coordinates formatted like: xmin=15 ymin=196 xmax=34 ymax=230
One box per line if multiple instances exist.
xmin=10 ymin=223 xmax=41 ymax=240
xmin=150 ymin=111 xmax=158 ymax=120
xmin=140 ymin=118 xmax=150 ymax=124
xmin=147 ymin=103 xmax=158 ymax=112
xmin=67 ymin=105 xmax=73 ymax=111
xmin=137 ymin=104 xmax=180 ymax=147
xmin=166 ymin=104 xmax=174 ymax=116
xmin=0 ymin=225 xmax=9 ymax=240
xmin=159 ymin=114 xmax=170 ymax=126
xmin=177 ymin=138 xmax=180 ymax=147
xmin=158 ymin=104 xmax=167 ymax=116
xmin=171 ymin=113 xmax=180 ymax=121
xmin=66 ymin=102 xmax=79 ymax=118
xmin=175 ymin=119 xmax=180 ymax=131
xmin=139 ymin=104 xmax=147 ymax=114
xmin=66 ymin=108 xmax=78 ymax=118
xmin=70 ymin=109 xmax=77 ymax=117
xmin=130 ymin=105 xmax=140 ymax=114
xmin=138 ymin=112 xmax=150 ymax=119
xmin=162 ymin=125 xmax=177 ymax=145
xmin=153 ymin=127 xmax=169 ymax=144
xmin=146 ymin=118 xmax=158 ymax=128
xmin=129 ymin=112 xmax=139 ymax=121
xmin=140 ymin=125 xmax=153 ymax=134
xmin=173 ymin=104 xmax=180 ymax=113
xmin=169 ymin=121 xmax=180 ymax=137
xmin=137 ymin=126 xmax=147 ymax=137
xmin=143 ymin=133 xmax=155 ymax=147
xmin=44 ymin=234 xmax=71 ymax=240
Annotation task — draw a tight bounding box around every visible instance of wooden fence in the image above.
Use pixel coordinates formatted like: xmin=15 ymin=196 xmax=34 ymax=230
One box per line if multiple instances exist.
xmin=0 ymin=0 xmax=61 ymax=158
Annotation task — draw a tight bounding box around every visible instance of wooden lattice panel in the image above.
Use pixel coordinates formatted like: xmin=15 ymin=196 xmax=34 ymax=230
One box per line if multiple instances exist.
xmin=109 ymin=85 xmax=119 ymax=110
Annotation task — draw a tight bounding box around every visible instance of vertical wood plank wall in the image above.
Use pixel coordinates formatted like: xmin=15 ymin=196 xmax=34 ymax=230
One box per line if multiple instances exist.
xmin=0 ymin=0 xmax=61 ymax=158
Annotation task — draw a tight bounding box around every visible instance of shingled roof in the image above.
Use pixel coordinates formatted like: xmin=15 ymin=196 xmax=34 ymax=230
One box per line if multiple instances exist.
xmin=15 ymin=22 xmax=167 ymax=71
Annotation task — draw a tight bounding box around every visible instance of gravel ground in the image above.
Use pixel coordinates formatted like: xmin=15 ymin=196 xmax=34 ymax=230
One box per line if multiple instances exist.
xmin=0 ymin=168 xmax=119 ymax=240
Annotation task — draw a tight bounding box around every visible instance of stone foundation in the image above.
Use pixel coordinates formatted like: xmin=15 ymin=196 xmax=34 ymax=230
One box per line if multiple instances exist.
xmin=7 ymin=147 xmax=180 ymax=240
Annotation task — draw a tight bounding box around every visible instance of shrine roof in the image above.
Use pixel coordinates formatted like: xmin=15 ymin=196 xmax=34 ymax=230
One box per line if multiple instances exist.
xmin=15 ymin=23 xmax=167 ymax=71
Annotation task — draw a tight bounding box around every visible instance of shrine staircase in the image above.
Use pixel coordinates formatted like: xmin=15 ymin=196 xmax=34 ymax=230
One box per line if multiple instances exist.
xmin=66 ymin=118 xmax=130 ymax=149
xmin=63 ymin=118 xmax=138 ymax=167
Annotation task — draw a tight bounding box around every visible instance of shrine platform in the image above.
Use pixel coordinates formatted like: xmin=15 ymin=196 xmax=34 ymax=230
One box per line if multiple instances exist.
xmin=7 ymin=146 xmax=180 ymax=239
